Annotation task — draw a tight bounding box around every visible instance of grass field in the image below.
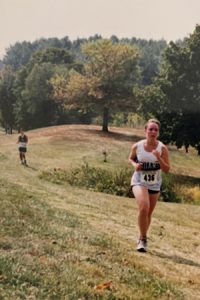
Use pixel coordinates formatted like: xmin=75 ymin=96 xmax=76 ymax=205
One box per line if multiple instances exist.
xmin=1 ymin=124 xmax=200 ymax=299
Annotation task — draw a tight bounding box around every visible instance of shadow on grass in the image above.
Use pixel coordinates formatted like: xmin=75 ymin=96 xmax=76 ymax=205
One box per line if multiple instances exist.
xmin=150 ymin=250 xmax=200 ymax=268
xmin=24 ymin=164 xmax=38 ymax=171
xmin=172 ymin=173 xmax=200 ymax=186
xmin=84 ymin=128 xmax=144 ymax=142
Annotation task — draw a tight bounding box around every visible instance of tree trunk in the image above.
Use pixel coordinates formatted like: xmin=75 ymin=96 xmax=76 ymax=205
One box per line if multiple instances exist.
xmin=5 ymin=124 xmax=8 ymax=134
xmin=196 ymin=144 xmax=200 ymax=155
xmin=102 ymin=107 xmax=109 ymax=132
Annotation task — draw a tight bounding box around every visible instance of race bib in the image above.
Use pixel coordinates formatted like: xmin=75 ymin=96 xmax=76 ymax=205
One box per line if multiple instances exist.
xmin=19 ymin=142 xmax=26 ymax=148
xmin=141 ymin=171 xmax=158 ymax=185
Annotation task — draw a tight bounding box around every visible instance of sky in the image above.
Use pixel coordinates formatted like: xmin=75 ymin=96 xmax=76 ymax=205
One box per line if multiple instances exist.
xmin=0 ymin=0 xmax=200 ymax=59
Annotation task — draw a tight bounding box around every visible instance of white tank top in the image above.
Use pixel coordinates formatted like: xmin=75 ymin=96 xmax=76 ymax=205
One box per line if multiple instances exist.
xmin=136 ymin=139 xmax=163 ymax=165
xmin=131 ymin=139 xmax=164 ymax=189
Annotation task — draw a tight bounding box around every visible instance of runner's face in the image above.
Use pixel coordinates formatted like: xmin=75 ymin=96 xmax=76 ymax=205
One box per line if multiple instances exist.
xmin=145 ymin=122 xmax=159 ymax=139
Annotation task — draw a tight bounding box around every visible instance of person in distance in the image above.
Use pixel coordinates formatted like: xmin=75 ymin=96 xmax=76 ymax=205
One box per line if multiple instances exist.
xmin=17 ymin=128 xmax=28 ymax=166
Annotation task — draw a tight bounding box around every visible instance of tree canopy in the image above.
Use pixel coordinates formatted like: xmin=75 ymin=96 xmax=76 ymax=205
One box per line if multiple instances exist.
xmin=0 ymin=66 xmax=16 ymax=133
xmin=51 ymin=39 xmax=140 ymax=132
xmin=136 ymin=25 xmax=200 ymax=154
xmin=0 ymin=34 xmax=175 ymax=132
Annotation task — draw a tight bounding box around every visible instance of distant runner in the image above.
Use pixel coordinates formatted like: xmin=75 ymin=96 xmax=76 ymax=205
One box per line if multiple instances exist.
xmin=129 ymin=119 xmax=170 ymax=252
xmin=17 ymin=128 xmax=28 ymax=166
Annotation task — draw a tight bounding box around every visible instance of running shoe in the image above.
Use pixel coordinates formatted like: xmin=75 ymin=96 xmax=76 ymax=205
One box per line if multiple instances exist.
xmin=137 ymin=238 xmax=147 ymax=252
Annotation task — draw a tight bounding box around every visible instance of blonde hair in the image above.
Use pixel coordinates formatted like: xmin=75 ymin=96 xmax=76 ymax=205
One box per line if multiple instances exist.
xmin=145 ymin=118 xmax=160 ymax=130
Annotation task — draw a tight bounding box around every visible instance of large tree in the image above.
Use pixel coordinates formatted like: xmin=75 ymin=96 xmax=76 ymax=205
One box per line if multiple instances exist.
xmin=18 ymin=63 xmax=56 ymax=129
xmin=51 ymin=39 xmax=140 ymax=132
xmin=13 ymin=48 xmax=81 ymax=129
xmin=3 ymin=41 xmax=34 ymax=71
xmin=0 ymin=66 xmax=16 ymax=133
xmin=136 ymin=25 xmax=200 ymax=154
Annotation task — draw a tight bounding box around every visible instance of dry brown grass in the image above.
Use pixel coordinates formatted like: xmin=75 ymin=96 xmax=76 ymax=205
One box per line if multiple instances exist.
xmin=1 ymin=124 xmax=200 ymax=299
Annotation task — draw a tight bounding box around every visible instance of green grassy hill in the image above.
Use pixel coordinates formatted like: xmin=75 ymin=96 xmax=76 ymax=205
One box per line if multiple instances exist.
xmin=1 ymin=125 xmax=200 ymax=299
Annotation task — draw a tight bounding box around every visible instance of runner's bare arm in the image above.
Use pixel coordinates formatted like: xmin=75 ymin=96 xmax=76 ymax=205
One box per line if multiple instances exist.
xmin=128 ymin=144 xmax=142 ymax=171
xmin=152 ymin=146 xmax=170 ymax=173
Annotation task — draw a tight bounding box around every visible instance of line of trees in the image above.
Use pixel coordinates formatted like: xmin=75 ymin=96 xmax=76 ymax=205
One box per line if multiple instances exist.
xmin=135 ymin=25 xmax=200 ymax=154
xmin=0 ymin=35 xmax=166 ymax=133
xmin=0 ymin=25 xmax=200 ymax=154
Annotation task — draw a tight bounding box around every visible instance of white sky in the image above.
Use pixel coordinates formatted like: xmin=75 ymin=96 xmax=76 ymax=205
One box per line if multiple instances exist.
xmin=0 ymin=0 xmax=200 ymax=59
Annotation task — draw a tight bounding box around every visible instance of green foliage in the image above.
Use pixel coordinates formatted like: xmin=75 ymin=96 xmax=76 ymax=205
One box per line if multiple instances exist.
xmin=111 ymin=112 xmax=126 ymax=127
xmin=40 ymin=163 xmax=182 ymax=202
xmin=137 ymin=39 xmax=167 ymax=85
xmin=30 ymin=48 xmax=74 ymax=65
xmin=40 ymin=163 xmax=133 ymax=197
xmin=0 ymin=66 xmax=16 ymax=132
xmin=51 ymin=39 xmax=140 ymax=132
xmin=161 ymin=173 xmax=182 ymax=203
xmin=3 ymin=41 xmax=34 ymax=71
xmin=14 ymin=63 xmax=59 ymax=129
xmin=1 ymin=35 xmax=168 ymax=131
xmin=110 ymin=112 xmax=145 ymax=128
xmin=126 ymin=113 xmax=145 ymax=128
xmin=134 ymin=83 xmax=167 ymax=119
xmin=3 ymin=35 xmax=166 ymax=85
xmin=136 ymin=25 xmax=200 ymax=154
xmin=23 ymin=63 xmax=56 ymax=128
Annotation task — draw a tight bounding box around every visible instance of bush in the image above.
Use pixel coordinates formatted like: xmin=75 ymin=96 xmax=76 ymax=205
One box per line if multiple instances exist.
xmin=67 ymin=162 xmax=134 ymax=197
xmin=40 ymin=163 xmax=181 ymax=202
xmin=40 ymin=163 xmax=133 ymax=197
xmin=161 ymin=173 xmax=181 ymax=203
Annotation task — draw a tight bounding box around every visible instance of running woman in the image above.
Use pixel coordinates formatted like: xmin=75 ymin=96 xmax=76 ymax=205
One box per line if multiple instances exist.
xmin=17 ymin=128 xmax=28 ymax=166
xmin=129 ymin=119 xmax=170 ymax=252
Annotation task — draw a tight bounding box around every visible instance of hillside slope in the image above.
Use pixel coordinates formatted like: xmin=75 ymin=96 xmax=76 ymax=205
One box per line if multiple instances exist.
xmin=1 ymin=125 xmax=200 ymax=299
